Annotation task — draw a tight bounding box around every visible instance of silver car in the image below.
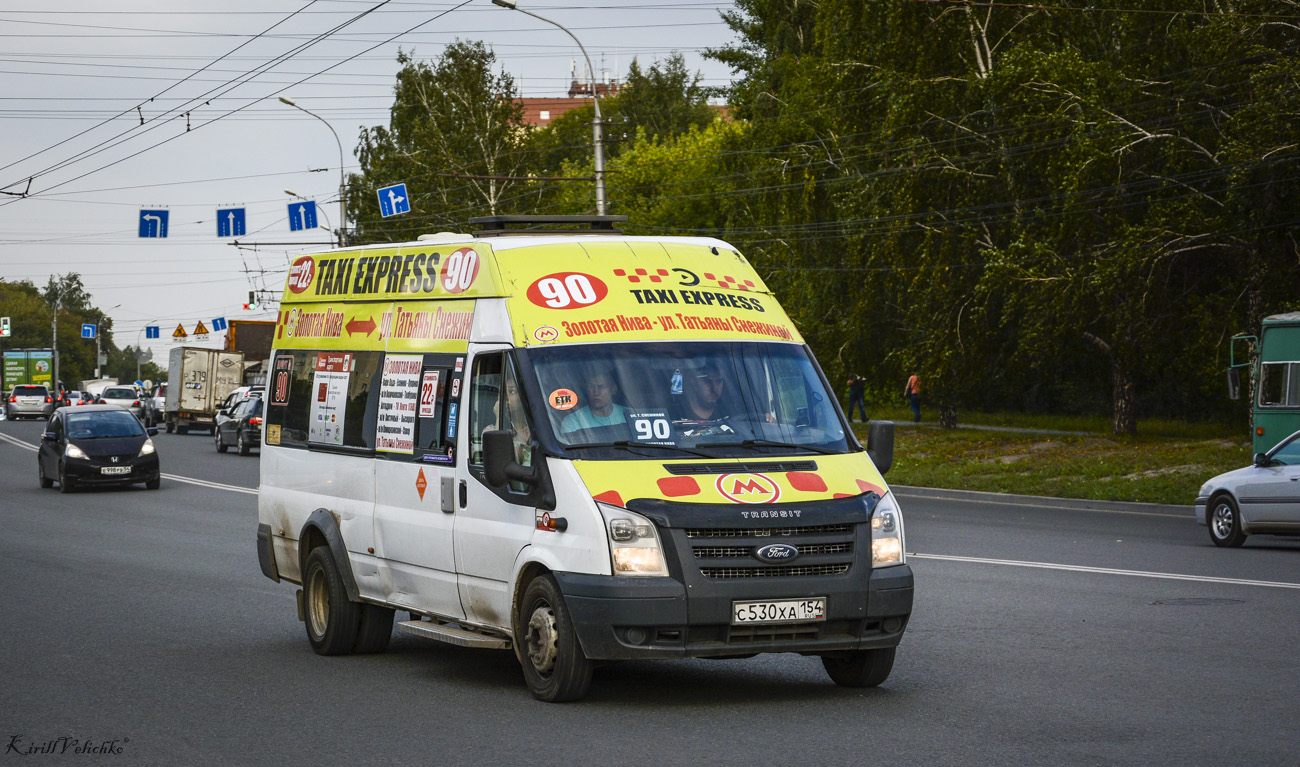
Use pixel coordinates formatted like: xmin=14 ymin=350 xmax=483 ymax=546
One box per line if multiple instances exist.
xmin=6 ymin=385 xmax=54 ymax=420
xmin=98 ymin=385 xmax=146 ymax=422
xmin=1196 ymin=429 xmax=1300 ymax=547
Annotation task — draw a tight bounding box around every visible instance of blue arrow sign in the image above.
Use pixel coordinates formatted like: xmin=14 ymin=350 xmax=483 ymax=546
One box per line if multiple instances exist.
xmin=377 ymin=183 xmax=410 ymax=218
xmin=211 ymin=317 xmax=228 ymax=332
xmin=287 ymin=201 xmax=317 ymax=232
xmin=81 ymin=324 xmax=96 ymax=339
xmin=145 ymin=325 xmax=160 ymax=339
xmin=217 ymin=208 xmax=246 ymax=238
xmin=139 ymin=209 xmax=169 ymax=238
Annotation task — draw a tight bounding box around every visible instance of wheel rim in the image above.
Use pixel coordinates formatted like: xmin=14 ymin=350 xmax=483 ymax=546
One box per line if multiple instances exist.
xmin=307 ymin=567 xmax=329 ymax=640
xmin=1211 ymin=502 xmax=1235 ymax=539
xmin=525 ymin=603 xmax=559 ymax=675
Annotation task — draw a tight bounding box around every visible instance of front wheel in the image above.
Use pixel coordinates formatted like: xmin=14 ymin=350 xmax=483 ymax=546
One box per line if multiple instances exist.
xmin=515 ymin=574 xmax=592 ymax=702
xmin=1208 ymin=495 xmax=1247 ymax=548
xmin=58 ymin=464 xmax=75 ymax=494
xmin=39 ymin=461 xmax=54 ymax=488
xmin=821 ymin=647 xmax=896 ymax=688
xmin=302 ymin=546 xmax=360 ymax=655
xmin=215 ymin=430 xmax=228 ymax=453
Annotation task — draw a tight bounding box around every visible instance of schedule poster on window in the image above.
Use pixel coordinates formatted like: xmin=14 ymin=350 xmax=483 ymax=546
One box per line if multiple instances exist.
xmin=375 ymin=354 xmax=422 ymax=453
xmin=309 ymin=352 xmax=352 ymax=446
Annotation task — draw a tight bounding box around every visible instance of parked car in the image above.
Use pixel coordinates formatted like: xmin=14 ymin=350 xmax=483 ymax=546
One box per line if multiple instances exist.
xmin=1196 ymin=428 xmax=1300 ymax=547
xmin=6 ymin=385 xmax=54 ymax=420
xmin=214 ymin=396 xmax=263 ymax=456
xmin=99 ymin=385 xmax=146 ymax=422
xmin=38 ymin=405 xmax=160 ymax=492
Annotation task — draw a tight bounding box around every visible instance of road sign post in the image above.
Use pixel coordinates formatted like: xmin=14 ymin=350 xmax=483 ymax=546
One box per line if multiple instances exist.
xmin=377 ymin=183 xmax=410 ymax=218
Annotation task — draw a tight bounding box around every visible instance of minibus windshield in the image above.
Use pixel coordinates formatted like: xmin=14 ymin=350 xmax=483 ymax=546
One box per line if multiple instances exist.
xmin=524 ymin=341 xmax=851 ymax=458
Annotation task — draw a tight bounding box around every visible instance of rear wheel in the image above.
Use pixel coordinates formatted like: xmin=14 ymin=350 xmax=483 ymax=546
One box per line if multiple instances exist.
xmin=515 ymin=574 xmax=592 ymax=702
xmin=237 ymin=430 xmax=251 ymax=456
xmin=177 ymin=424 xmax=189 ymax=435
xmin=821 ymin=647 xmax=896 ymax=688
xmin=215 ymin=430 xmax=228 ymax=453
xmin=165 ymin=419 xmax=175 ymax=434
xmin=302 ymin=546 xmax=360 ymax=655
xmin=1208 ymin=495 xmax=1247 ymax=548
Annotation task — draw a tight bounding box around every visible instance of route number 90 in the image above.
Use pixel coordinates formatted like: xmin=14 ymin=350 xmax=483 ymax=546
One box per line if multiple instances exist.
xmin=526 ymin=272 xmax=609 ymax=309
xmin=633 ymin=417 xmax=671 ymax=441
xmin=441 ymin=247 xmax=480 ymax=294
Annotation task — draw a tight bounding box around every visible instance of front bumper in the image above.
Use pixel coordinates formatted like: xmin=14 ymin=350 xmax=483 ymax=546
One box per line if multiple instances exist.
xmin=556 ymin=565 xmax=913 ymax=661
xmin=64 ymin=455 xmax=160 ymax=486
xmin=1194 ymin=497 xmax=1208 ymax=526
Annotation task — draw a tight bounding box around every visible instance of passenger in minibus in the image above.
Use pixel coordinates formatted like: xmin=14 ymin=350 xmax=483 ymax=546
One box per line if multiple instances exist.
xmin=561 ymin=363 xmax=630 ymax=435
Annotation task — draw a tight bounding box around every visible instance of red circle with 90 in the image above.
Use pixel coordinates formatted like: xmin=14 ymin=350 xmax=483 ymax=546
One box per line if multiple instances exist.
xmin=525 ymin=272 xmax=609 ymax=309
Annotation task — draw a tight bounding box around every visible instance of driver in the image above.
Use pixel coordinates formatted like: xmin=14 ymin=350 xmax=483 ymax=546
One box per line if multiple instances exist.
xmin=561 ymin=364 xmax=629 ymax=435
xmin=673 ymin=359 xmax=730 ymax=422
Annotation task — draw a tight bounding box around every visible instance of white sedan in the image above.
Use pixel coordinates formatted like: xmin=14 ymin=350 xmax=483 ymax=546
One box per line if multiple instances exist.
xmin=1195 ymin=429 xmax=1300 ymax=547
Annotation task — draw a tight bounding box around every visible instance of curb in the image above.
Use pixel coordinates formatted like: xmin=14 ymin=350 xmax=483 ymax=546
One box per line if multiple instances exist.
xmin=891 ymin=484 xmax=1193 ymax=517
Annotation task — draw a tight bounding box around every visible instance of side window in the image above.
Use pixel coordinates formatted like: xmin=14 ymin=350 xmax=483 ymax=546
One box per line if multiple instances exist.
xmin=51 ymin=415 xmax=63 ymax=439
xmin=264 ymin=350 xmax=382 ymax=450
xmin=374 ymin=353 xmax=456 ymax=463
xmin=1258 ymin=362 xmax=1297 ymax=407
xmin=266 ymin=351 xmax=314 ymax=447
xmin=468 ymin=354 xmax=504 ymax=466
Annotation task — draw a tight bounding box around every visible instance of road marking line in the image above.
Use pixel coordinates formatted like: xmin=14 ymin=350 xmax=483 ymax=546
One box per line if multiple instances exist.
xmin=1 ymin=432 xmax=256 ymax=495
xmin=895 ymin=490 xmax=1187 ymax=518
xmin=910 ymin=552 xmax=1300 ymax=590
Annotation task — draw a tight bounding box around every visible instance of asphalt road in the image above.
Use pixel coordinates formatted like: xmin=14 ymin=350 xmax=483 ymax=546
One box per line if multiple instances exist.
xmin=1 ymin=417 xmax=1297 ymax=766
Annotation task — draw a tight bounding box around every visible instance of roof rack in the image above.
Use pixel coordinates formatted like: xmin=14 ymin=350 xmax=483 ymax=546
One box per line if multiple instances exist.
xmin=469 ymin=214 xmax=627 ymax=237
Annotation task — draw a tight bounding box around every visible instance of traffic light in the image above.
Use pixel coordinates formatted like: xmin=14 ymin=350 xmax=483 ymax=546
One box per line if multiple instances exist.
xmin=243 ymin=291 xmax=258 ymax=311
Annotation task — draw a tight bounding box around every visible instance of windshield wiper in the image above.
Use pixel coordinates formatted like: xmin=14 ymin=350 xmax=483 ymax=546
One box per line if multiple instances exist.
xmin=704 ymin=438 xmax=841 ymax=455
xmin=567 ymin=441 xmax=715 ymax=459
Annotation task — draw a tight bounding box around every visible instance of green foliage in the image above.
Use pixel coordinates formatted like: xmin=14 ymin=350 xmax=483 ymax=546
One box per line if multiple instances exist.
xmin=1 ymin=274 xmax=127 ymax=387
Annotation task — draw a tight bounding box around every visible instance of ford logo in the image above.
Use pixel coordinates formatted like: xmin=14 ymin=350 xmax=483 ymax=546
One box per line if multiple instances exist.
xmin=754 ymin=543 xmax=799 ymax=564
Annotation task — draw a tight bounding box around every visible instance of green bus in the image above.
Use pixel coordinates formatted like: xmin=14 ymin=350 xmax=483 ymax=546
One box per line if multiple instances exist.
xmin=1230 ymin=312 xmax=1300 ymax=454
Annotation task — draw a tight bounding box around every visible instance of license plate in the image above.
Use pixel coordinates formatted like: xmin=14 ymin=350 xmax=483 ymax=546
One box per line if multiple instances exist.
xmin=731 ymin=598 xmax=826 ymax=625
xmin=100 ymin=466 xmax=131 ymax=475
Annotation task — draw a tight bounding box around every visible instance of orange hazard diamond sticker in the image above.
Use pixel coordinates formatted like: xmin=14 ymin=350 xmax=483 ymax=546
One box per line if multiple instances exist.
xmin=416 ymin=468 xmax=428 ymax=500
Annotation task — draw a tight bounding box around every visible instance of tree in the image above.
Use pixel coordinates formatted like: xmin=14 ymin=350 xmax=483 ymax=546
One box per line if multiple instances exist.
xmin=349 ymin=42 xmax=529 ymax=240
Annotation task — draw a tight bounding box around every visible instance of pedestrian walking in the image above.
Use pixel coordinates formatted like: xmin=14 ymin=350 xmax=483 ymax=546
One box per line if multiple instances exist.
xmin=846 ymin=374 xmax=867 ymax=423
xmin=904 ymin=374 xmax=920 ymax=422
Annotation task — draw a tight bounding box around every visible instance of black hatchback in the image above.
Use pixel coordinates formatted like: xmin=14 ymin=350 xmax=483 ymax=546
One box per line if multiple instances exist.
xmin=39 ymin=405 xmax=160 ymax=492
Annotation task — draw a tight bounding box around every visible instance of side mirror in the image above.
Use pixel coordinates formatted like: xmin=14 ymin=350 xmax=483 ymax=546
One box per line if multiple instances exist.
xmin=1227 ymin=368 xmax=1241 ymax=401
xmin=147 ymin=427 xmax=159 ymax=437
xmin=866 ymin=420 xmax=894 ymax=475
xmin=42 ymin=431 xmax=57 ymax=442
xmin=482 ymin=429 xmax=538 ymax=488
xmin=1253 ymin=452 xmax=1270 ymax=468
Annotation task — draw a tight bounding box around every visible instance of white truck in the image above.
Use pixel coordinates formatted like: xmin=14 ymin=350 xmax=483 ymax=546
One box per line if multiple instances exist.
xmin=164 ymin=347 xmax=244 ymax=434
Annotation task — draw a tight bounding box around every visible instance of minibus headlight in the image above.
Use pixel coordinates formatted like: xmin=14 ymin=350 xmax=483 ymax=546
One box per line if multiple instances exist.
xmin=869 ymin=492 xmax=906 ymax=567
xmin=65 ymin=444 xmax=89 ymax=461
xmin=597 ymin=503 xmax=669 ymax=577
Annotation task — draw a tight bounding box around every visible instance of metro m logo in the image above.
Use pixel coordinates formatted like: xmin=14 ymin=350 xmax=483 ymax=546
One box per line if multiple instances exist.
xmin=715 ymin=473 xmax=781 ymax=504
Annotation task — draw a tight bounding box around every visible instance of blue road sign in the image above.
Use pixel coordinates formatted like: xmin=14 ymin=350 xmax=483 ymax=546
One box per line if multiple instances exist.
xmin=217 ymin=208 xmax=246 ymax=238
xmin=377 ymin=183 xmax=410 ymax=218
xmin=211 ymin=317 xmax=228 ymax=332
xmin=81 ymin=324 xmax=96 ymax=339
xmin=139 ymin=209 xmax=169 ymax=238
xmin=287 ymin=201 xmax=317 ymax=232
xmin=145 ymin=325 xmax=160 ymax=339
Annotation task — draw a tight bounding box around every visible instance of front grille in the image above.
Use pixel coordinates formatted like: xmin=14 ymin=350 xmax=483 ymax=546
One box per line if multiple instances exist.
xmin=664 ymin=461 xmax=817 ymax=475
xmin=727 ymin=623 xmax=821 ymax=643
xmin=686 ymin=523 xmax=853 ymax=539
xmin=693 ymin=542 xmax=853 ymax=559
xmin=700 ymin=563 xmax=851 ymax=579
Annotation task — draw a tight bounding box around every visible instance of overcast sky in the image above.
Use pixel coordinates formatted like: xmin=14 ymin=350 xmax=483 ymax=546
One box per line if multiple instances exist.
xmin=0 ymin=0 xmax=739 ymax=365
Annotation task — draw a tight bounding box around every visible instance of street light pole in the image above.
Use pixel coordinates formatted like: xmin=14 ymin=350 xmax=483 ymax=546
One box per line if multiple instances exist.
xmin=279 ymin=96 xmax=347 ymax=246
xmin=491 ymin=0 xmax=606 ymax=215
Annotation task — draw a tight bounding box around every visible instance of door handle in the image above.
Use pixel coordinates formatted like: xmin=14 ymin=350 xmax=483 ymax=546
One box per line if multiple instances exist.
xmin=459 ymin=480 xmax=468 ymax=508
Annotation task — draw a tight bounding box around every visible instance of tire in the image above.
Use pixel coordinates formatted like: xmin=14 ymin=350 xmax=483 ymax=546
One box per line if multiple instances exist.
xmin=353 ymin=604 xmax=395 ymax=654
xmin=145 ymin=477 xmax=160 ymax=490
xmin=821 ymin=647 xmax=897 ymax=688
xmin=215 ymin=430 xmax=228 ymax=453
xmin=1208 ymin=495 xmax=1247 ymax=548
xmin=165 ymin=419 xmax=175 ymax=434
xmin=302 ymin=546 xmax=360 ymax=655
xmin=515 ymin=574 xmax=592 ymax=702
xmin=58 ymin=464 xmax=75 ymax=494
xmin=237 ymin=430 xmax=251 ymax=456
xmin=39 ymin=461 xmax=53 ymax=488
xmin=177 ymin=424 xmax=189 ymax=435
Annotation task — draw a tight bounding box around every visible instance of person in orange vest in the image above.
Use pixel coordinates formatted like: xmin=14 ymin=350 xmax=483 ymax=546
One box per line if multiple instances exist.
xmin=904 ymin=374 xmax=920 ymax=423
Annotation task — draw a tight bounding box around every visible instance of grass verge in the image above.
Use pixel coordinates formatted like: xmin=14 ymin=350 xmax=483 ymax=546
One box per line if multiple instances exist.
xmin=852 ymin=410 xmax=1250 ymax=506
